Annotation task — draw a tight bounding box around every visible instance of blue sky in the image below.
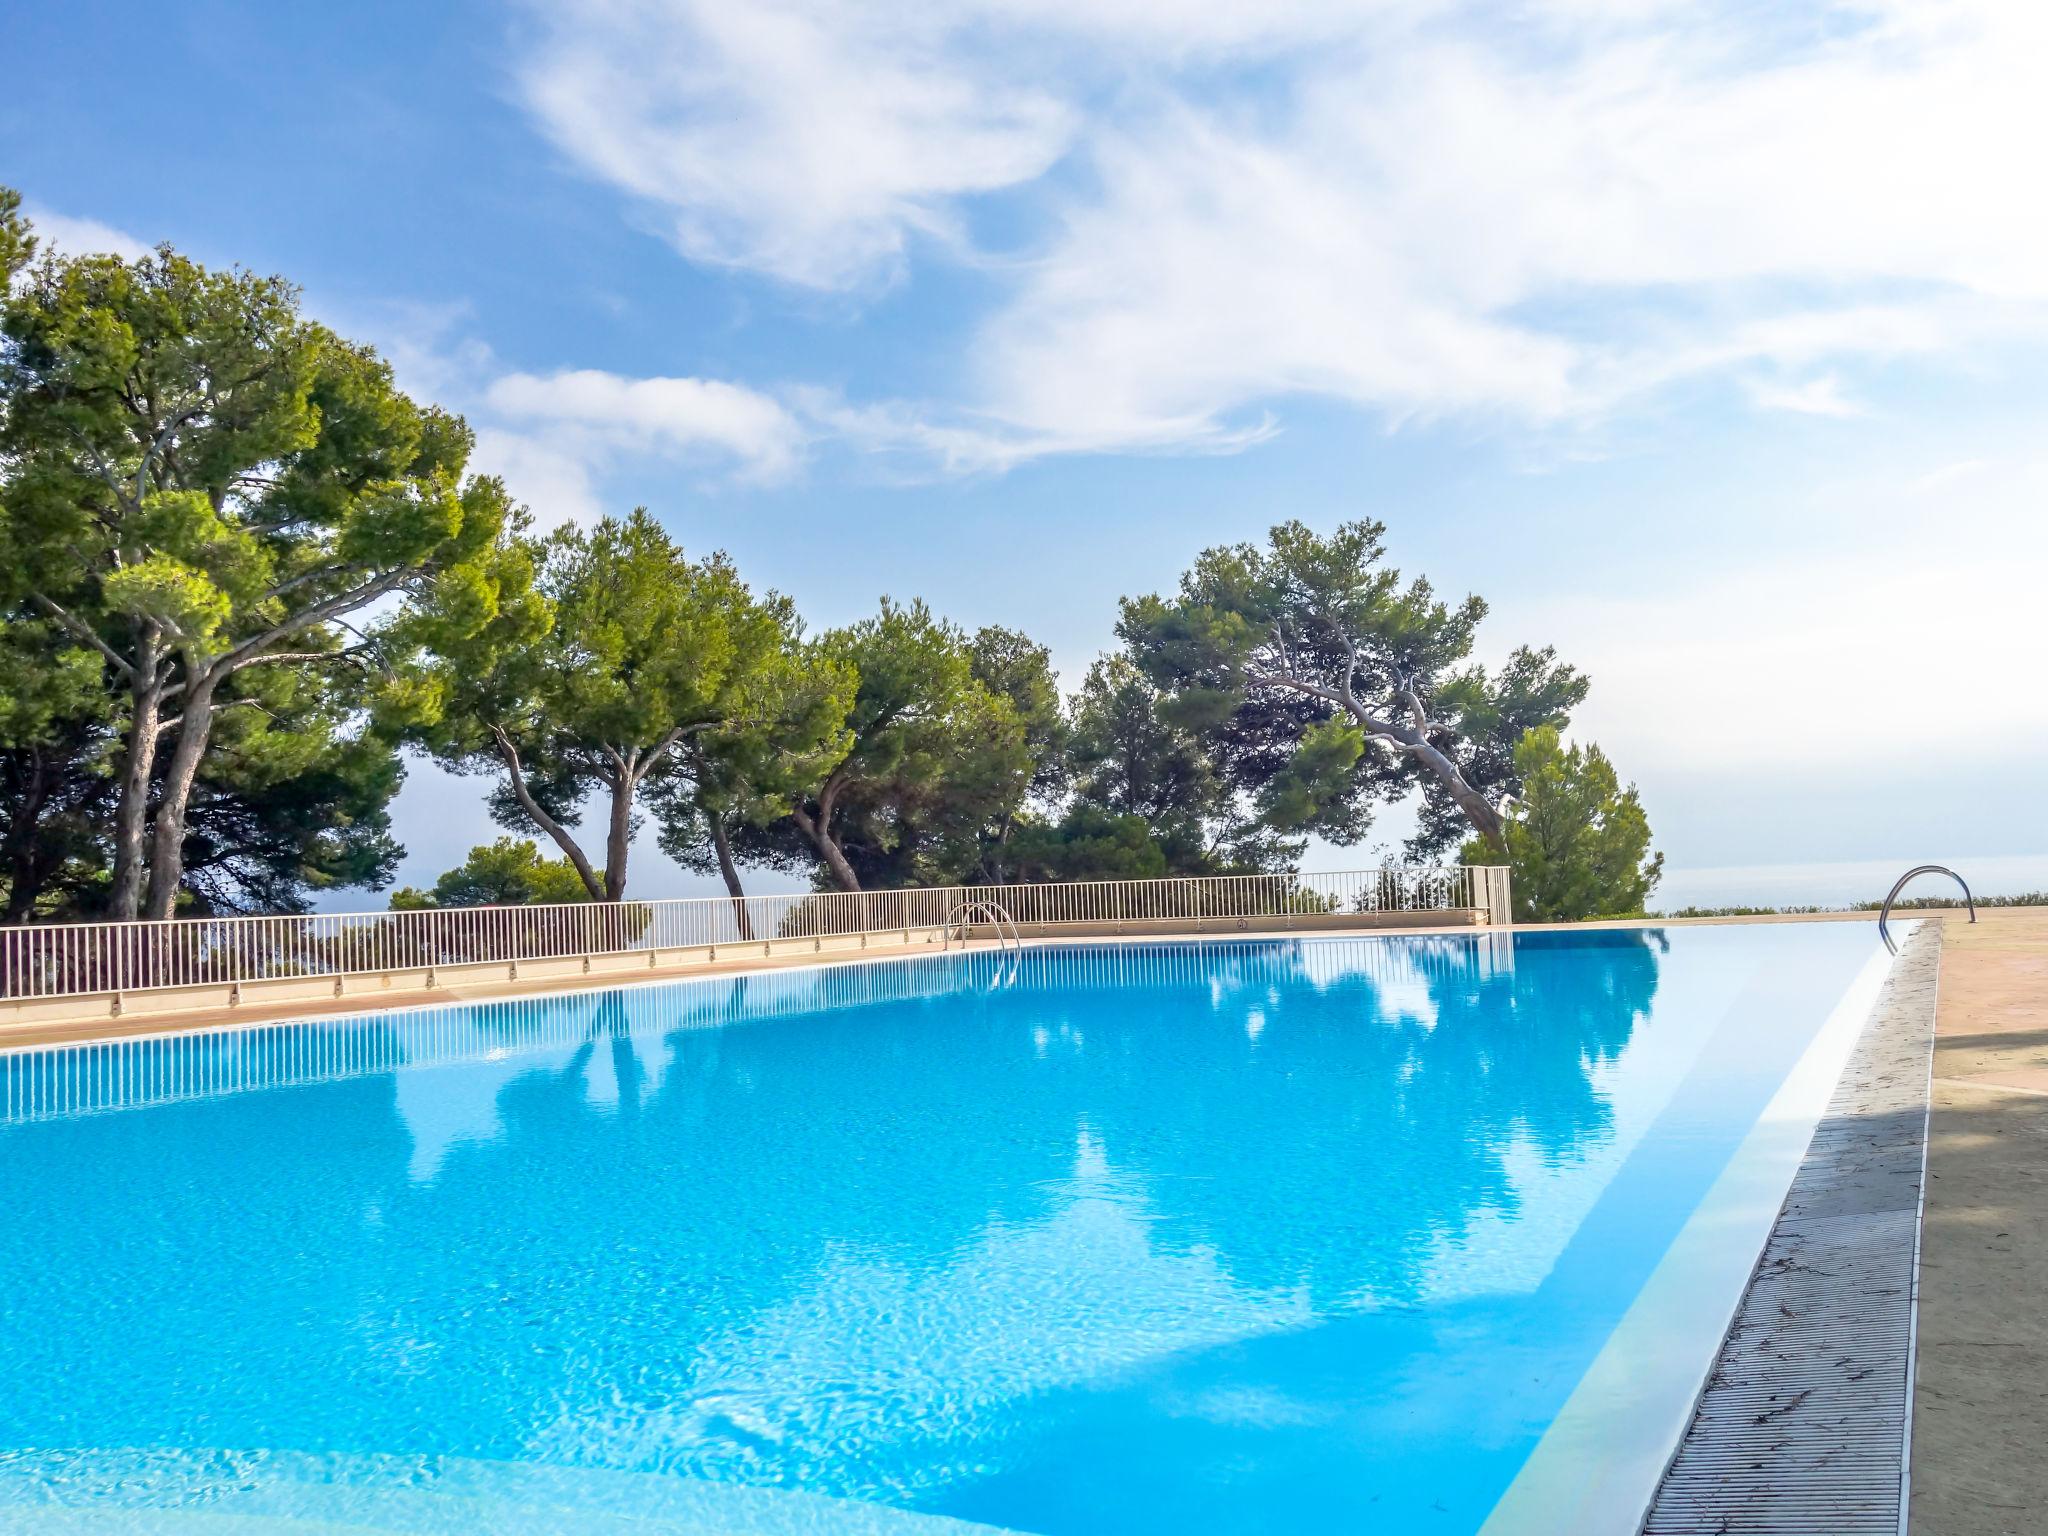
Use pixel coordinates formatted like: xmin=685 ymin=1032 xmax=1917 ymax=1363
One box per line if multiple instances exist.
xmin=6 ymin=0 xmax=2045 ymax=903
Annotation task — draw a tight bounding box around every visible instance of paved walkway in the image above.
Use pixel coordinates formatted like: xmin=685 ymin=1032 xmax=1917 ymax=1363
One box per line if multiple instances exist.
xmin=1911 ymin=907 xmax=2048 ymax=1535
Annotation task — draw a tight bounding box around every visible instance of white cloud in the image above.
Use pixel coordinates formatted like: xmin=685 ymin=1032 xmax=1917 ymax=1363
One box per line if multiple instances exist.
xmin=486 ymin=368 xmax=806 ymax=483
xmin=517 ymin=0 xmax=1077 ymax=289
xmin=466 ymin=427 xmax=606 ymax=528
xmin=1746 ymin=374 xmax=1861 ymax=418
xmin=512 ymin=0 xmax=2048 ymax=461
xmin=791 ymin=385 xmax=1278 ymax=477
xmin=340 ymin=306 xmax=807 ymax=524
xmin=21 ymin=206 xmax=151 ymax=262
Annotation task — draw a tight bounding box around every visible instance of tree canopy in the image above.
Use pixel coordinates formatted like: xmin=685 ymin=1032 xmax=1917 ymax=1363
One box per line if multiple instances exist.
xmin=763 ymin=601 xmax=1033 ymax=891
xmin=390 ymin=837 xmax=594 ymax=909
xmin=1 ymin=209 xmax=514 ymax=918
xmin=1119 ymin=519 xmax=1586 ymax=858
xmin=0 ymin=188 xmax=1653 ymax=924
xmin=404 ymin=508 xmax=800 ymax=902
xmin=1463 ymin=726 xmax=1663 ymax=921
xmin=647 ymin=631 xmax=855 ymax=917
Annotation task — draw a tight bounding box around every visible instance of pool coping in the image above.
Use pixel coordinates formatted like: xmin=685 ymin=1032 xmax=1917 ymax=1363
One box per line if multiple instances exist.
xmin=1642 ymin=919 xmax=1937 ymax=1533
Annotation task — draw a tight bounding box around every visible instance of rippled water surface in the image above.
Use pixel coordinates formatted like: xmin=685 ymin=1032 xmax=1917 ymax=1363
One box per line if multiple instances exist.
xmin=0 ymin=927 xmax=1883 ymax=1533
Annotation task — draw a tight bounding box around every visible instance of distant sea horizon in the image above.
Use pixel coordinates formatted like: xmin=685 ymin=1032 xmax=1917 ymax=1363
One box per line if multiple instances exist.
xmin=314 ymin=852 xmax=2048 ymax=917
xmin=1646 ymin=854 xmax=2048 ymax=912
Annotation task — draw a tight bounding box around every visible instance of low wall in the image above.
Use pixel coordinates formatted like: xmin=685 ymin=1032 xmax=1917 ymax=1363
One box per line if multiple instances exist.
xmin=0 ymin=908 xmax=1485 ymax=1037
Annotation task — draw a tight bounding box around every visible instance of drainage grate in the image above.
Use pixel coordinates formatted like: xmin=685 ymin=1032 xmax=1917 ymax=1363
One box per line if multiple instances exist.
xmin=1643 ymin=923 xmax=1940 ymax=1536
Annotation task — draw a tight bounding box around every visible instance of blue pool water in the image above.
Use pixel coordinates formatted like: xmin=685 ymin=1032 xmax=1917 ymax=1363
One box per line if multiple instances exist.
xmin=0 ymin=926 xmax=1888 ymax=1533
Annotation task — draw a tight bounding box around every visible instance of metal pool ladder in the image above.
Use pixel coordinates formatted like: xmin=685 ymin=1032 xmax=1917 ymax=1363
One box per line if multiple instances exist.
xmin=941 ymin=899 xmax=1023 ymax=956
xmin=1878 ymin=863 xmax=1975 ymax=954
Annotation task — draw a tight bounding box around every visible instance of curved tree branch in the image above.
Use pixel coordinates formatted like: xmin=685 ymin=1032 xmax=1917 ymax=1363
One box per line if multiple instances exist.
xmin=490 ymin=724 xmax=605 ymax=901
xmin=28 ymin=592 xmax=133 ymax=680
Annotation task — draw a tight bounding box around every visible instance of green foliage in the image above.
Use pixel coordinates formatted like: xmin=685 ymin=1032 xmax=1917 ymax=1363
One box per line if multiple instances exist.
xmin=2 ymin=181 xmax=1652 ymax=915
xmin=1654 ymin=896 xmax=2046 ymax=917
xmin=0 ymin=191 xmax=507 ymax=913
xmin=539 ymin=510 xmax=746 ymax=756
xmin=0 ymin=187 xmax=34 ymax=285
xmin=1415 ymin=644 xmax=1589 ymax=855
xmin=1655 ymin=905 xmax=1825 ymax=918
xmin=648 ymin=628 xmax=857 ymax=897
xmin=1120 ymin=519 xmax=1585 ymax=857
xmin=0 ymin=628 xmax=406 ymax=919
xmin=824 ymin=603 xmax=1033 ymax=887
xmin=1060 ymin=654 xmax=1295 ymax=874
xmin=1856 ymin=892 xmax=2046 ymax=910
xmin=1463 ymin=726 xmax=1663 ymax=922
xmin=0 ymin=622 xmax=103 ymax=748
xmin=970 ymin=626 xmax=1067 ymax=799
xmin=1006 ymin=805 xmax=1170 ymax=882
xmin=407 ymin=507 xmax=814 ymax=900
xmin=0 ymin=613 xmax=113 ymax=919
xmin=763 ymin=600 xmax=1033 ymax=890
xmin=390 ymin=838 xmax=594 ymax=909
xmin=0 ymin=191 xmax=505 ymax=918
xmin=1260 ymin=717 xmax=1366 ymax=830
xmin=171 ymin=660 xmax=406 ymax=913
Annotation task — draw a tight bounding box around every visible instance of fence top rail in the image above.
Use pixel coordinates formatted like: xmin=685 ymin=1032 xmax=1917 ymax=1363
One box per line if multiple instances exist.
xmin=1 ymin=866 xmax=1502 ymax=935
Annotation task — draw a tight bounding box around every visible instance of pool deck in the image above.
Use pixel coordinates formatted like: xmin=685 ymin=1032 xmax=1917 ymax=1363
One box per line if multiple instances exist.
xmin=1908 ymin=905 xmax=2048 ymax=1535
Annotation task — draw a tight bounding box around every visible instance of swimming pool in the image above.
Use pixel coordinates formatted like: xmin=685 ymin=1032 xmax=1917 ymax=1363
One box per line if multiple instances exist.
xmin=0 ymin=925 xmax=1893 ymax=1533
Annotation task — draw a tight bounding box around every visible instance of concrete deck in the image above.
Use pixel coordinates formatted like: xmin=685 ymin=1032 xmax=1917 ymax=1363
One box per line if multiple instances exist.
xmin=1909 ymin=906 xmax=2048 ymax=1535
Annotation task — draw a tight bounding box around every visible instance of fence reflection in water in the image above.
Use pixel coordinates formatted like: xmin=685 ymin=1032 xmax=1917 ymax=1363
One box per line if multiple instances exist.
xmin=1 ymin=932 xmax=1515 ymax=1126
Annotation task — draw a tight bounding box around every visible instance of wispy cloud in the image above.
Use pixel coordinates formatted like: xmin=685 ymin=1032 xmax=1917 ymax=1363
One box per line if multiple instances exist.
xmin=1747 ymin=374 xmax=1862 ymax=418
xmin=512 ymin=0 xmax=2048 ymax=463
xmin=517 ymin=0 xmax=1076 ymax=290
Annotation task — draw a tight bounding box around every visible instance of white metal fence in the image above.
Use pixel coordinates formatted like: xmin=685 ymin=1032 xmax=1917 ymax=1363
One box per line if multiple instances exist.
xmin=0 ymin=866 xmax=1508 ymax=1003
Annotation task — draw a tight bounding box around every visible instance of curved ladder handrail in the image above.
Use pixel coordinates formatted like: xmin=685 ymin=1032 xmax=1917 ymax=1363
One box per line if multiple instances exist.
xmin=941 ymin=899 xmax=1023 ymax=955
xmin=1879 ymin=864 xmax=1975 ymax=955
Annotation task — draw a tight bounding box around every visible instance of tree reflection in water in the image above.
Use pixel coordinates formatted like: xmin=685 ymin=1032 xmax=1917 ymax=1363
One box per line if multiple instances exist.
xmin=997 ymin=932 xmax=1665 ymax=1307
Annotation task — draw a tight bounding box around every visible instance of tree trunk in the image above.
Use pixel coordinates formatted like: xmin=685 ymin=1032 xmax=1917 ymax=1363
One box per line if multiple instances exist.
xmin=603 ymin=770 xmax=635 ymax=902
xmin=1407 ymin=736 xmax=1507 ymax=851
xmin=789 ymin=802 xmax=861 ymax=892
xmin=2 ymin=749 xmax=53 ymax=924
xmin=705 ymin=807 xmax=754 ymax=941
xmin=109 ymin=642 xmax=167 ymax=921
xmin=1336 ymin=699 xmax=1508 ymax=855
xmin=143 ymin=671 xmax=222 ymax=920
